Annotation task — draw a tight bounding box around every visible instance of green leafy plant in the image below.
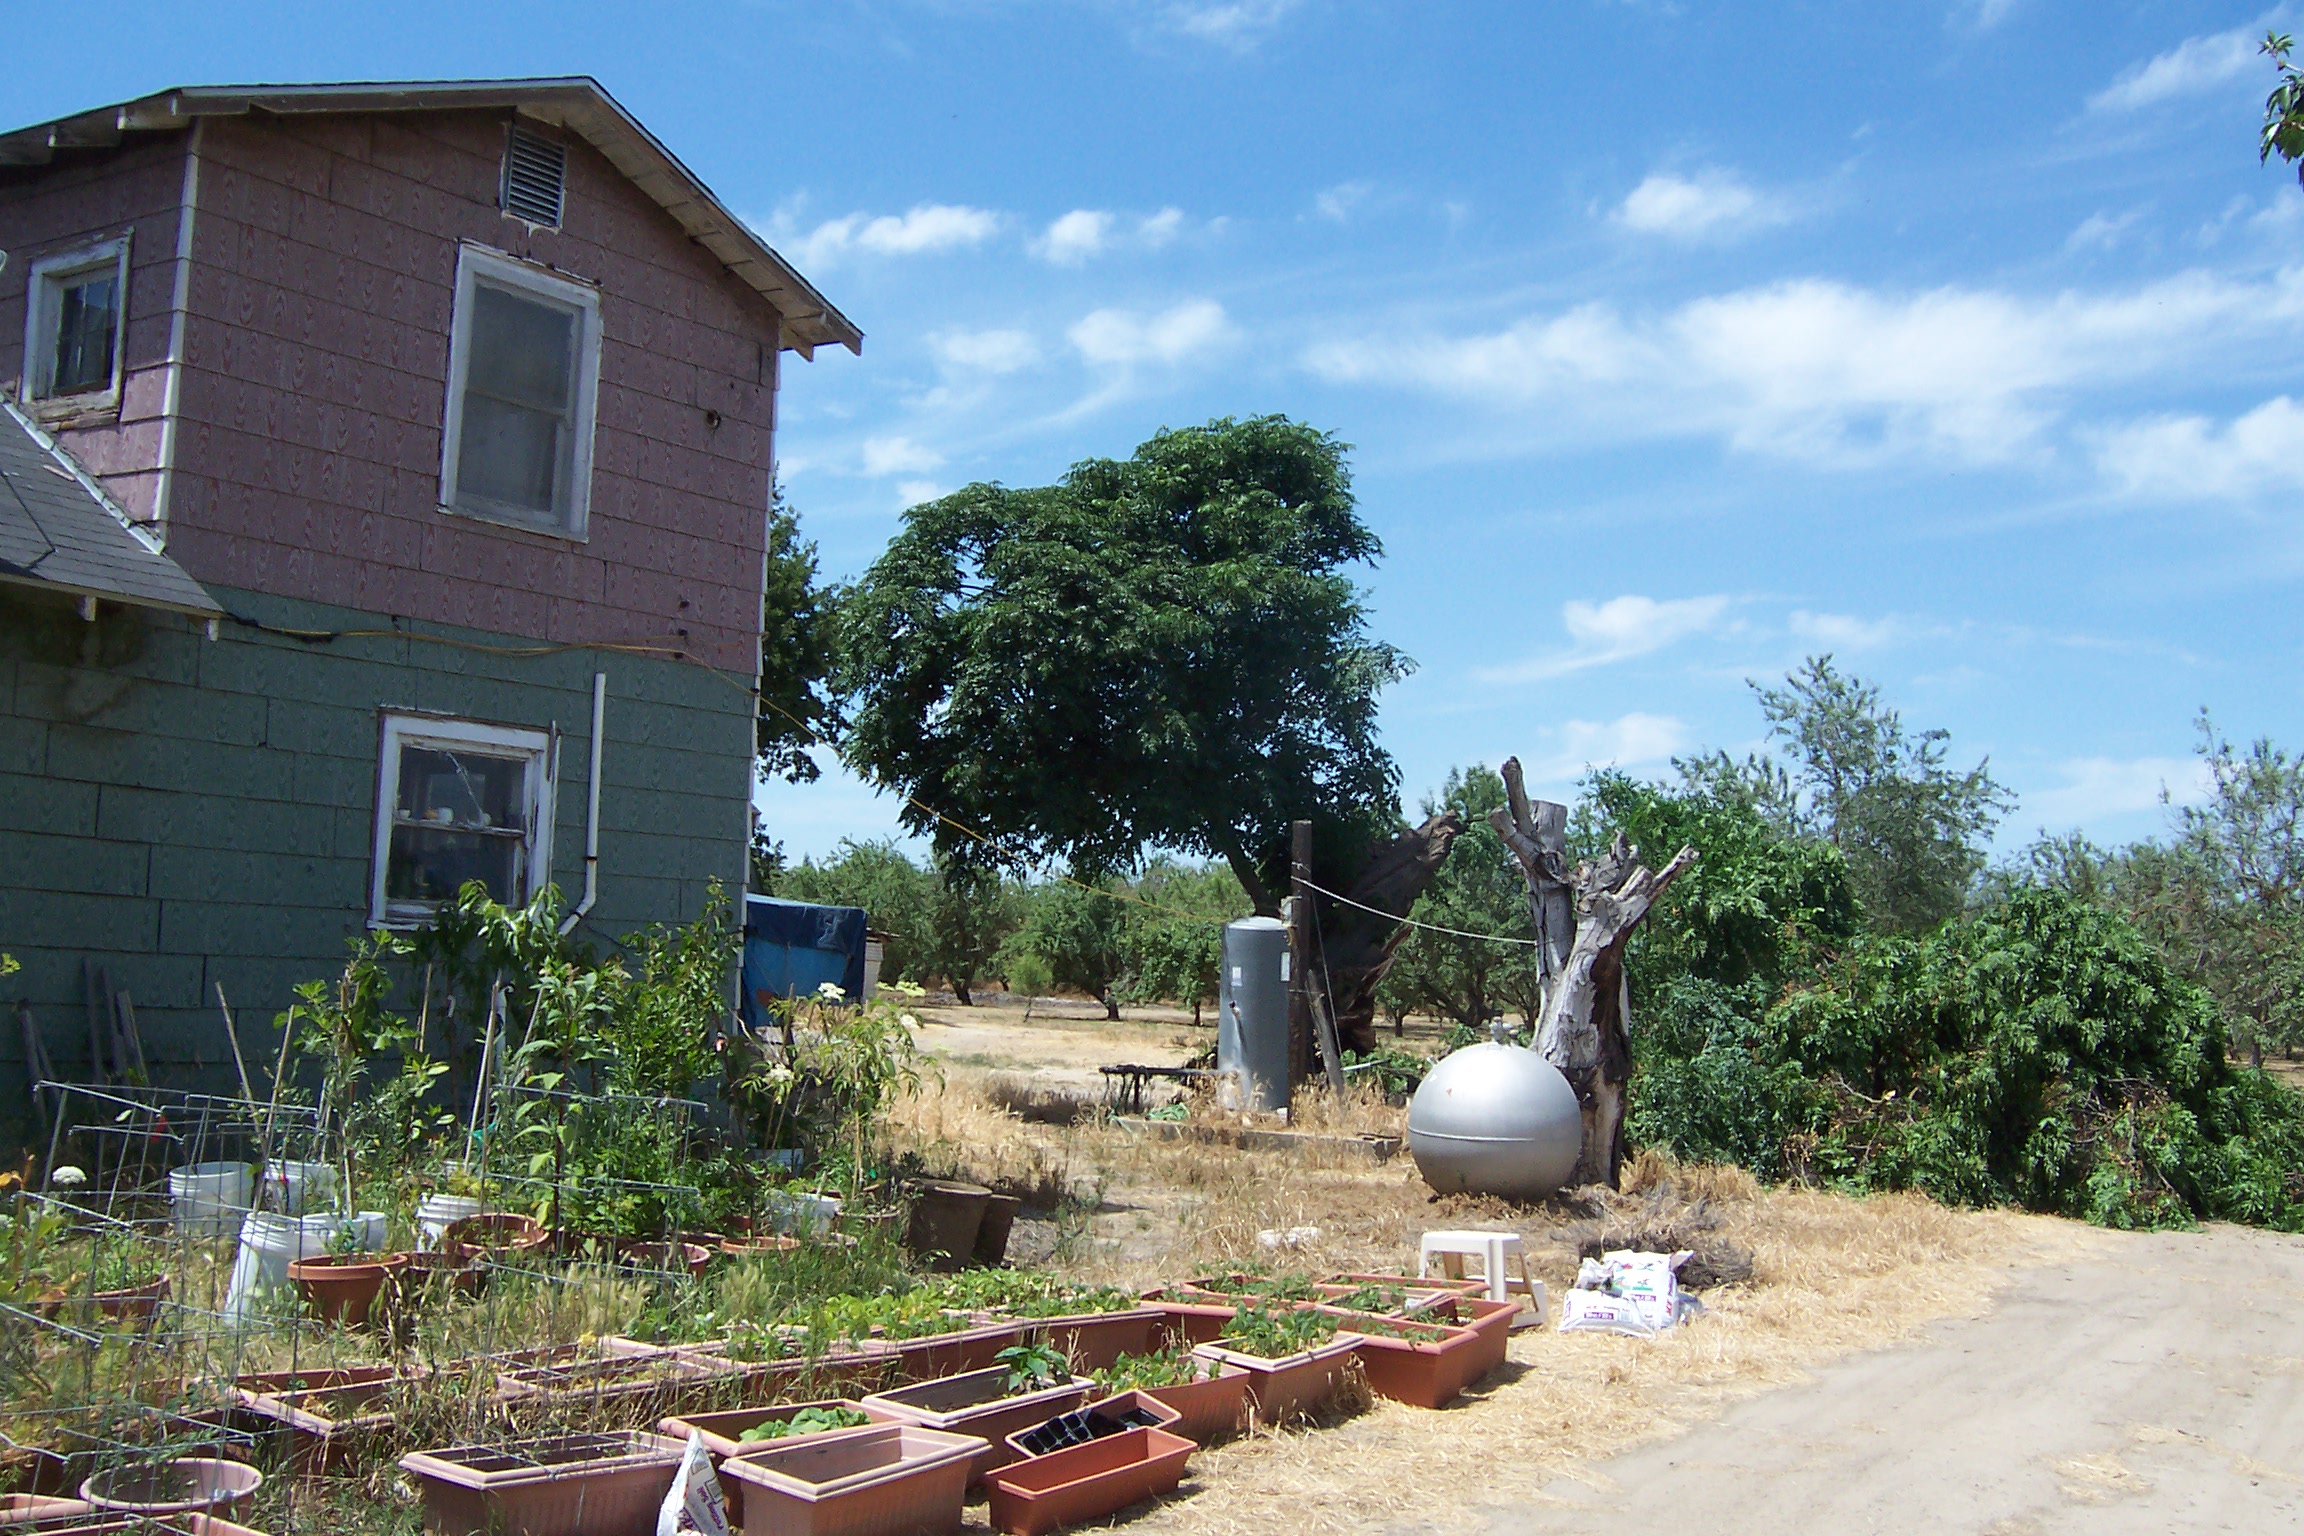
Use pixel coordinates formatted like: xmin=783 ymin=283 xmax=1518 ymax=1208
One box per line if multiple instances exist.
xmin=1091 ymin=1346 xmax=1205 ymax=1393
xmin=1217 ymin=1304 xmax=1337 ymax=1360
xmin=737 ymin=1405 xmax=870 ymax=1443
xmin=995 ymin=1339 xmax=1070 ymax=1393
xmin=1191 ymin=1270 xmax=1318 ymax=1302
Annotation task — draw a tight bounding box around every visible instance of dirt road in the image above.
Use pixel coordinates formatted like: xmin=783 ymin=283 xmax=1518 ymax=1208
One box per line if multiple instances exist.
xmin=1487 ymin=1223 xmax=2304 ymax=1534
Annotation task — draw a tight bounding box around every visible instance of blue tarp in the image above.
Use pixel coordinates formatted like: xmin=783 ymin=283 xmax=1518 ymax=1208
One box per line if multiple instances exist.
xmin=741 ymin=894 xmax=868 ymax=1025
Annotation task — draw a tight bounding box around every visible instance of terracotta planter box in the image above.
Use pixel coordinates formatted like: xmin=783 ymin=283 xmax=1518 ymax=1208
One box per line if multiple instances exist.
xmin=232 ymin=1365 xmax=421 ymax=1472
xmin=399 ymin=1431 xmax=687 ymax=1536
xmin=1129 ymin=1358 xmax=1254 ymax=1445
xmin=1188 ymin=1337 xmax=1358 ymax=1428
xmin=1001 ymin=1389 xmax=1180 ymax=1460
xmin=863 ymin=1367 xmax=1094 ymax=1483
xmin=674 ymin=1341 xmax=902 ymax=1400
xmin=0 ymin=1493 xmax=90 ymax=1522
xmin=1313 ymin=1308 xmax=1484 ymax=1409
xmin=1019 ymin=1308 xmax=1163 ymax=1372
xmin=658 ymin=1399 xmax=900 ymax=1461
xmin=489 ymin=1338 xmax=729 ymax=1408
xmin=1414 ymin=1295 xmax=1516 ymax=1387
xmin=888 ymin=1319 xmax=1024 ymax=1382
xmin=718 ymin=1422 xmax=979 ymax=1536
xmin=985 ymin=1427 xmax=1193 ymax=1536
xmin=1323 ymin=1271 xmax=1488 ymax=1299
xmin=1133 ymin=1293 xmax=1237 ymax=1348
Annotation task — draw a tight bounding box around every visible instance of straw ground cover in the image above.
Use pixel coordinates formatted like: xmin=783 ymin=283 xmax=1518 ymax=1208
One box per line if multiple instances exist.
xmin=889 ymin=1018 xmax=2095 ymax=1536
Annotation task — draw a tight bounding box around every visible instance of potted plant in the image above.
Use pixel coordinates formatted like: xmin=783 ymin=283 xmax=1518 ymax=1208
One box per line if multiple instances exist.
xmin=287 ymin=1246 xmax=406 ymax=1329
xmin=1189 ymin=1305 xmax=1358 ymax=1428
xmin=1089 ymin=1346 xmax=1254 ymax=1444
xmin=1311 ymin=1307 xmax=1485 ymax=1409
xmin=861 ymin=1347 xmax=1094 ymax=1484
xmin=399 ymin=1431 xmax=688 ymax=1536
xmin=79 ymin=1456 xmax=263 ymax=1517
xmin=657 ymin=1400 xmax=898 ymax=1529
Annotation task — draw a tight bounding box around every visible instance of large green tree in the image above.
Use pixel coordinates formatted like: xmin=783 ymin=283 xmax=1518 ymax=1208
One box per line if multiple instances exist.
xmin=756 ymin=489 xmax=844 ymax=785
xmin=838 ymin=416 xmax=1408 ymax=913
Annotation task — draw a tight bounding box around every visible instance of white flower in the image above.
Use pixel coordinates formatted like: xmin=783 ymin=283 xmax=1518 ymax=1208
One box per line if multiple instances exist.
xmin=900 ymin=1014 xmax=920 ymax=1029
xmin=50 ymin=1166 xmax=87 ymax=1189
xmin=816 ymin=982 xmax=846 ymax=1000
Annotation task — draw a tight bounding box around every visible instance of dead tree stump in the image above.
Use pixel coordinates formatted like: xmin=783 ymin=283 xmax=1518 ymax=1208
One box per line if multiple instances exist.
xmin=1490 ymin=757 xmax=1696 ymax=1187
xmin=1308 ymin=811 xmax=1464 ymax=1058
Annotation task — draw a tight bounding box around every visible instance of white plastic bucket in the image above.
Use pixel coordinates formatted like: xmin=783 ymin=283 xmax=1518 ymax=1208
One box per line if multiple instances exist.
xmin=223 ymin=1210 xmax=388 ymax=1321
xmin=258 ymin=1160 xmax=338 ymax=1216
xmin=766 ymin=1191 xmax=843 ymax=1234
xmin=416 ymin=1194 xmax=485 ymax=1250
xmin=168 ymin=1163 xmax=253 ymax=1240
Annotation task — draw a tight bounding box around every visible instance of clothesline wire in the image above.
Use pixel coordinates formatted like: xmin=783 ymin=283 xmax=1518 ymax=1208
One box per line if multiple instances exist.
xmin=1298 ymin=878 xmax=1547 ymax=947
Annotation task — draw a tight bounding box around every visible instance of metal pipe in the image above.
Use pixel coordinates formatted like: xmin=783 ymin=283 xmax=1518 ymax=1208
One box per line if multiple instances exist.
xmin=558 ymin=671 xmax=606 ymax=935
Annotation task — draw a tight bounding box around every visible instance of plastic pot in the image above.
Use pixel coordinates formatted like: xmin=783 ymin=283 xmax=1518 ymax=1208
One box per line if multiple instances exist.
xmin=225 ymin=1211 xmax=385 ymax=1321
xmin=902 ymin=1181 xmax=989 ymax=1271
xmin=972 ymin=1192 xmax=1022 ymax=1266
xmin=1130 ymin=1357 xmax=1254 ymax=1444
xmin=167 ymin=1163 xmax=252 ymax=1240
xmin=287 ymin=1253 xmax=406 ymax=1329
xmin=716 ymin=1423 xmax=978 ymax=1536
xmin=616 ymin=1240 xmax=712 ymax=1279
xmin=863 ymin=1366 xmax=1095 ymax=1483
xmin=442 ymin=1211 xmax=548 ymax=1254
xmin=985 ymin=1426 xmax=1193 ymax=1536
xmin=1188 ymin=1336 xmax=1359 ymax=1428
xmin=399 ymin=1432 xmax=687 ymax=1536
xmin=416 ymin=1193 xmax=486 ymax=1249
xmin=1313 ymin=1308 xmax=1484 ymax=1409
xmin=257 ymin=1159 xmax=337 ymax=1216
xmin=659 ymin=1399 xmax=903 ymax=1528
xmin=80 ymin=1457 xmax=262 ymax=1516
xmin=0 ymin=1493 xmax=91 ymax=1522
xmin=1001 ymin=1389 xmax=1181 ymax=1460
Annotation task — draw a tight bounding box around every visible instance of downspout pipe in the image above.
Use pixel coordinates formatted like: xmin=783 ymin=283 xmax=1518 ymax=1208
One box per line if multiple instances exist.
xmin=558 ymin=671 xmax=606 ymax=935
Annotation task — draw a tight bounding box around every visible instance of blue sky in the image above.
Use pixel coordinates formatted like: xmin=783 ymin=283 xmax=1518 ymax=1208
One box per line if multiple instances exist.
xmin=10 ymin=3 xmax=2299 ymax=865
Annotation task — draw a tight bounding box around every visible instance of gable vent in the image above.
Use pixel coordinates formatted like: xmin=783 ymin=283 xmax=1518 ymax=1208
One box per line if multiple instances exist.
xmin=502 ymin=126 xmax=567 ymax=227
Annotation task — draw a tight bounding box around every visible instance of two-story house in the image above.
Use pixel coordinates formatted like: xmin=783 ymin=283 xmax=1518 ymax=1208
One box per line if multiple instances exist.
xmin=0 ymin=79 xmax=858 ymax=1124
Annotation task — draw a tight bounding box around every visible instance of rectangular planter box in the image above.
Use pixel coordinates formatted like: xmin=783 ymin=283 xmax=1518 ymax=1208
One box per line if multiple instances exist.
xmin=400 ymin=1431 xmax=687 ymax=1536
xmin=0 ymin=1519 xmax=265 ymax=1535
xmin=0 ymin=1494 xmax=91 ymax=1522
xmin=1001 ymin=1389 xmax=1180 ymax=1460
xmin=1323 ymin=1271 xmax=1488 ymax=1299
xmin=1312 ymin=1308 xmax=1484 ymax=1409
xmin=1133 ymin=1293 xmax=1238 ymax=1348
xmin=490 ymin=1338 xmax=729 ymax=1409
xmin=659 ymin=1399 xmax=905 ymax=1460
xmin=673 ymin=1341 xmax=902 ymax=1401
xmin=1018 ymin=1308 xmax=1162 ymax=1372
xmin=889 ymin=1320 xmax=1024 ymax=1383
xmin=985 ymin=1427 xmax=1193 ymax=1536
xmin=1132 ymin=1358 xmax=1254 ymax=1445
xmin=1416 ymin=1295 xmax=1516 ymax=1387
xmin=718 ymin=1422 xmax=979 ymax=1536
xmin=231 ymin=1366 xmax=419 ymax=1473
xmin=862 ymin=1367 xmax=1093 ymax=1484
xmin=1188 ymin=1336 xmax=1358 ymax=1428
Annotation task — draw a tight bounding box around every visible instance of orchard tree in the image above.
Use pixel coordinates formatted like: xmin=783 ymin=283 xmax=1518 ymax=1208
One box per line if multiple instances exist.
xmin=839 ymin=416 xmax=1408 ymax=913
xmin=1007 ymin=876 xmax=1136 ymax=1020
xmin=1380 ymin=768 xmax=1543 ymax=1029
xmin=1122 ymin=860 xmax=1251 ymax=1023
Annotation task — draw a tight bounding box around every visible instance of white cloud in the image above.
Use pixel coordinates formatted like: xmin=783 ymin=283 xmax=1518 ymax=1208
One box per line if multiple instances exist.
xmin=1069 ymin=298 xmax=1233 ymax=367
xmin=1614 ymin=169 xmax=1786 ymax=240
xmin=896 ymin=479 xmax=948 ymax=508
xmin=1789 ymin=610 xmax=1901 ymax=650
xmin=1305 ymin=267 xmax=2304 ymax=469
xmin=2090 ymin=26 xmax=2262 ymax=113
xmin=1160 ymin=0 xmax=1300 ymax=46
xmin=786 ymin=204 xmax=1001 ymax=268
xmin=1036 ymin=210 xmax=1114 ymax=266
xmin=1030 ymin=207 xmax=1191 ymax=265
xmin=2022 ymin=756 xmax=2212 ymax=828
xmin=930 ymin=327 xmax=1040 ymax=375
xmin=1478 ymin=594 xmax=1731 ymax=683
xmin=861 ymin=436 xmax=944 ymax=477
xmin=1953 ymin=0 xmax=2022 ymax=32
xmin=2091 ymin=396 xmax=2304 ymax=501
xmin=2066 ymin=208 xmax=2143 ymax=253
xmin=1524 ymin=713 xmax=1690 ymax=790
xmin=1314 ymin=181 xmax=1374 ymax=222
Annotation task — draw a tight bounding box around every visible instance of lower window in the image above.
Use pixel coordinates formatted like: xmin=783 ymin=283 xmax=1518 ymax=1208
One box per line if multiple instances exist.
xmin=371 ymin=714 xmax=553 ymax=925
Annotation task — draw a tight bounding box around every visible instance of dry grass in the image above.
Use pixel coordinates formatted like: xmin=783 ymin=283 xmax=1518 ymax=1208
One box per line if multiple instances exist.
xmin=882 ymin=1071 xmax=2103 ymax=1536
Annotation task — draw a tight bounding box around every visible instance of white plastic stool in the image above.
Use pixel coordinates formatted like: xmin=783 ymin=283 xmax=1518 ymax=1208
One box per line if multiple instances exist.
xmin=1420 ymin=1229 xmax=1545 ymax=1329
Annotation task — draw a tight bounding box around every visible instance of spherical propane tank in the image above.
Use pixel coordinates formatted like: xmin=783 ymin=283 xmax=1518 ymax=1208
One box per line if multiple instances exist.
xmin=1407 ymin=1042 xmax=1584 ymax=1200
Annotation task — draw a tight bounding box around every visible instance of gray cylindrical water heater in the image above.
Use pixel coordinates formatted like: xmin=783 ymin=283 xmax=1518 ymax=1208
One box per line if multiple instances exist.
xmin=1217 ymin=917 xmax=1291 ymax=1112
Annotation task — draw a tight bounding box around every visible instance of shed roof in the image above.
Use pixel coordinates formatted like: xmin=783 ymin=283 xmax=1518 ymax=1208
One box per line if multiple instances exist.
xmin=0 ymin=403 xmax=222 ymax=619
xmin=0 ymin=77 xmax=861 ymax=359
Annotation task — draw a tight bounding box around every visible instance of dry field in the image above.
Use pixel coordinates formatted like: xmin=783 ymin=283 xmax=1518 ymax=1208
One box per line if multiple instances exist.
xmin=888 ymin=1000 xmax=2094 ymax=1535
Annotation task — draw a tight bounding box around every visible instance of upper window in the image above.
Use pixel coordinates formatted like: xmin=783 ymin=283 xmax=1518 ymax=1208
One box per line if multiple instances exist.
xmin=438 ymin=244 xmax=601 ymax=539
xmin=371 ymin=713 xmax=554 ymax=926
xmin=22 ymin=239 xmax=129 ymax=408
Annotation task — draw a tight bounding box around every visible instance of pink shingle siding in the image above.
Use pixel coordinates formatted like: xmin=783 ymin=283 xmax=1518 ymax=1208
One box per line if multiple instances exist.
xmin=1 ymin=107 xmax=785 ymax=675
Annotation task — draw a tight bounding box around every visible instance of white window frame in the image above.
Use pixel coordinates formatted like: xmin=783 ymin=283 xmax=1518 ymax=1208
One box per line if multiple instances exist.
xmin=370 ymin=712 xmax=556 ymax=927
xmin=21 ymin=237 xmax=131 ymax=412
xmin=436 ymin=241 xmax=602 ymax=540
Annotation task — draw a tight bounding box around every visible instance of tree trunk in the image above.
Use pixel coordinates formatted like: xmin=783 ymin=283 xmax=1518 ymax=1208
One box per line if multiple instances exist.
xmin=1491 ymin=757 xmax=1697 ymax=1189
xmin=1309 ymin=811 xmax=1465 ymax=1057
xmin=953 ymin=979 xmax=973 ymax=1006
xmin=1102 ymin=992 xmax=1120 ymax=1022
